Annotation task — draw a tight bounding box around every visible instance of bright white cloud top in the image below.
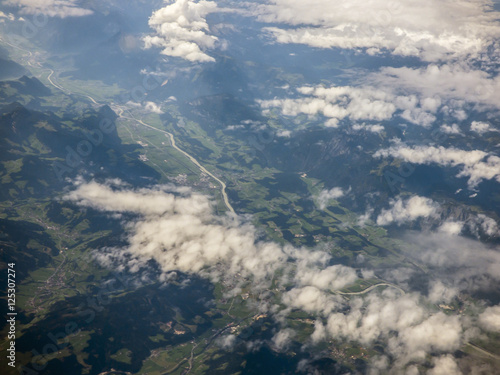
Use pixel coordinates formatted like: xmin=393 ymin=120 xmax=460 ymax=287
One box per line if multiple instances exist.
xmin=470 ymin=120 xmax=497 ymax=134
xmin=376 ymin=196 xmax=439 ymax=226
xmin=259 ymin=62 xmax=500 ymax=130
xmin=316 ymin=187 xmax=345 ymax=209
xmin=144 ymin=0 xmax=218 ymax=62
xmin=259 ymin=84 xmax=438 ymax=127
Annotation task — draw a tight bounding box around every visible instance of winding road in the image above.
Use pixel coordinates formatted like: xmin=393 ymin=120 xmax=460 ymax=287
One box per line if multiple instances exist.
xmin=119 ymin=111 xmax=235 ymax=214
xmin=85 ymin=95 xmax=98 ymax=104
xmin=46 ymin=69 xmax=67 ymax=93
xmin=4 ymin=36 xmax=500 ymax=371
xmin=42 ymin=64 xmax=236 ymax=214
xmin=0 ymin=40 xmax=235 ymax=214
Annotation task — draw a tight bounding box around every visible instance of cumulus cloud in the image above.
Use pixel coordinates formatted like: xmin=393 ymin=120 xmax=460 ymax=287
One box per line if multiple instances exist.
xmin=276 ymin=129 xmax=291 ymax=137
xmin=294 ymin=263 xmax=357 ymax=291
xmin=0 ymin=10 xmax=15 ymax=21
xmin=428 ymin=355 xmax=462 ymax=375
xmin=4 ymin=0 xmax=92 ymax=18
xmin=324 ymin=290 xmax=463 ymax=365
xmin=377 ymin=199 xmax=499 ymax=238
xmin=478 ymin=305 xmax=500 ymax=332
xmin=271 ymin=328 xmax=295 ymax=351
xmin=352 ymin=123 xmax=384 ymax=133
xmin=260 ymin=63 xmax=500 ymax=130
xmin=144 ymin=101 xmax=164 ymax=114
xmin=428 ymin=280 xmax=459 ymax=304
xmin=256 ymin=0 xmax=500 ymax=62
xmin=225 ymin=124 xmax=245 ymax=130
xmin=300 ymin=289 xmax=466 ymax=369
xmin=143 ymin=0 xmax=219 ymax=62
xmin=126 ymin=101 xmax=164 ymax=114
xmin=66 ymin=180 xmax=499 ymax=371
xmin=468 ymin=214 xmax=500 ymax=237
xmin=310 ymin=320 xmax=327 ymax=344
xmin=216 ymin=334 xmax=237 ymax=350
xmin=470 ymin=121 xmax=497 ymax=134
xmin=282 ymin=286 xmax=343 ymax=316
xmin=376 ymin=196 xmax=439 ymax=226
xmin=438 ymin=221 xmax=464 ymax=236
xmin=315 ymin=187 xmax=345 ymax=209
xmin=440 ymin=123 xmax=461 ymax=135
xmin=259 ymin=84 xmax=433 ymax=127
xmin=374 ymin=144 xmax=500 ymax=188
xmin=64 ymin=180 xmax=357 ymax=293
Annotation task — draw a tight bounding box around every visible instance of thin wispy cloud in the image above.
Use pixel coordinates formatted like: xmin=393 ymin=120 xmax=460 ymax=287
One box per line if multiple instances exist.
xmin=255 ymin=0 xmax=500 ymax=62
xmin=374 ymin=144 xmax=500 ymax=188
xmin=4 ymin=0 xmax=93 ymax=18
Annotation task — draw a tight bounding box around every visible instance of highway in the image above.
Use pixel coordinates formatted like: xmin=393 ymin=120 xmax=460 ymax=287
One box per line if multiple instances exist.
xmin=335 ymin=282 xmax=405 ymax=296
xmin=466 ymin=342 xmax=500 ymax=361
xmin=36 ymin=59 xmax=236 ymax=215
xmin=121 ymin=112 xmax=235 ymax=214
xmin=46 ymin=69 xmax=67 ymax=93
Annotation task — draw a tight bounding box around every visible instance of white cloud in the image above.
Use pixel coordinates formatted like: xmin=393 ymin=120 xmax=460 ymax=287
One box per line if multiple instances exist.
xmin=470 ymin=121 xmax=496 ymax=134
xmin=276 ymin=129 xmax=291 ymax=137
xmin=256 ymin=0 xmax=500 ymax=62
xmin=428 ymin=355 xmax=462 ymax=375
xmin=65 ymin=180 xmax=497 ymax=371
xmin=376 ymin=196 xmax=439 ymax=226
xmin=271 ymin=328 xmax=295 ymax=351
xmin=4 ymin=0 xmax=92 ymax=18
xmin=294 ymin=263 xmax=357 ymax=291
xmin=315 ymin=187 xmax=345 ymax=209
xmin=375 ymin=200 xmax=497 ymax=238
xmin=282 ymin=286 xmax=342 ymax=316
xmin=468 ymin=214 xmax=500 ymax=237
xmin=478 ymin=305 xmax=500 ymax=332
xmin=144 ymin=101 xmax=164 ymax=114
xmin=374 ymin=145 xmax=500 ymax=188
xmin=259 ymin=85 xmax=396 ymax=126
xmin=428 ymin=280 xmax=458 ymax=304
xmin=438 ymin=221 xmax=464 ymax=236
xmin=259 ymin=83 xmax=446 ymax=128
xmin=403 ymin=231 xmax=500 ymax=289
xmin=310 ymin=320 xmax=326 ymax=343
xmin=358 ymin=207 xmax=374 ymax=226
xmin=216 ymin=334 xmax=237 ymax=349
xmin=352 ymin=123 xmax=384 ymax=133
xmin=225 ymin=124 xmax=245 ymax=130
xmin=143 ymin=0 xmax=218 ymax=63
xmin=260 ymin=63 xmax=500 ymax=130
xmin=64 ymin=180 xmax=357 ymax=293
xmin=126 ymin=101 xmax=164 ymax=114
xmin=369 ymin=64 xmax=500 ymax=112
xmin=0 ymin=10 xmax=15 ymax=20
xmin=325 ymin=290 xmax=463 ymax=365
xmin=440 ymin=123 xmax=461 ymax=135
